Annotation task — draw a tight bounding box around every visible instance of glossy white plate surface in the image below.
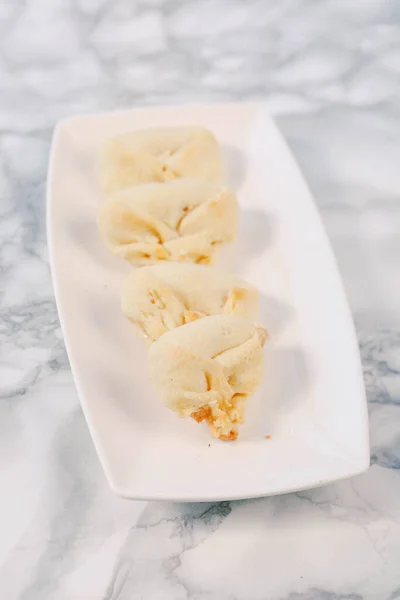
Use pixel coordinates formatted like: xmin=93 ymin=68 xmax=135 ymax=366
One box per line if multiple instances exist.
xmin=47 ymin=103 xmax=369 ymax=501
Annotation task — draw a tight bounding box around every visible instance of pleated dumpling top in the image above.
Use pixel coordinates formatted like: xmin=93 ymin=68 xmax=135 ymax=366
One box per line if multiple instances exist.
xmin=100 ymin=126 xmax=223 ymax=196
xmin=98 ymin=179 xmax=239 ymax=266
xmin=148 ymin=314 xmax=268 ymax=440
xmin=121 ymin=263 xmax=259 ymax=342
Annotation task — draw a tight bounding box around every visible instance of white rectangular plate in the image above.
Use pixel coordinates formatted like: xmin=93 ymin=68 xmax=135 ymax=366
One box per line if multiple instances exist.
xmin=47 ymin=103 xmax=369 ymax=501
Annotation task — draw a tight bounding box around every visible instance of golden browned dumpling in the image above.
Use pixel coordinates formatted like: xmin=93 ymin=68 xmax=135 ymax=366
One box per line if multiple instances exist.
xmin=121 ymin=263 xmax=259 ymax=342
xmin=100 ymin=126 xmax=223 ymax=196
xmin=148 ymin=315 xmax=268 ymax=441
xmin=97 ymin=179 xmax=239 ymax=266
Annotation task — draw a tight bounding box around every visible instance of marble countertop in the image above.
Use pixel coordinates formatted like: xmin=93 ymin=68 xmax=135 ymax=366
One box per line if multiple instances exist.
xmin=1 ymin=0 xmax=400 ymax=598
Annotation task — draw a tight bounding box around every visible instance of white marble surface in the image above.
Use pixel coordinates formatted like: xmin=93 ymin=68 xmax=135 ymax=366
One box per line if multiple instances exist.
xmin=1 ymin=0 xmax=400 ymax=598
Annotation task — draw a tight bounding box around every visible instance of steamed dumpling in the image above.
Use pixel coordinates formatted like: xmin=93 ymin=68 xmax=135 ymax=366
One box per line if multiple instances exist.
xmin=148 ymin=314 xmax=268 ymax=441
xmin=97 ymin=179 xmax=239 ymax=266
xmin=122 ymin=263 xmax=259 ymax=342
xmin=100 ymin=126 xmax=223 ymax=196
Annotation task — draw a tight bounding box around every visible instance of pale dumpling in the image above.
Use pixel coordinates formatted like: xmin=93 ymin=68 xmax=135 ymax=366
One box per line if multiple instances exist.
xmin=148 ymin=314 xmax=268 ymax=441
xmin=97 ymin=179 xmax=239 ymax=266
xmin=122 ymin=263 xmax=259 ymax=342
xmin=100 ymin=126 xmax=223 ymax=196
